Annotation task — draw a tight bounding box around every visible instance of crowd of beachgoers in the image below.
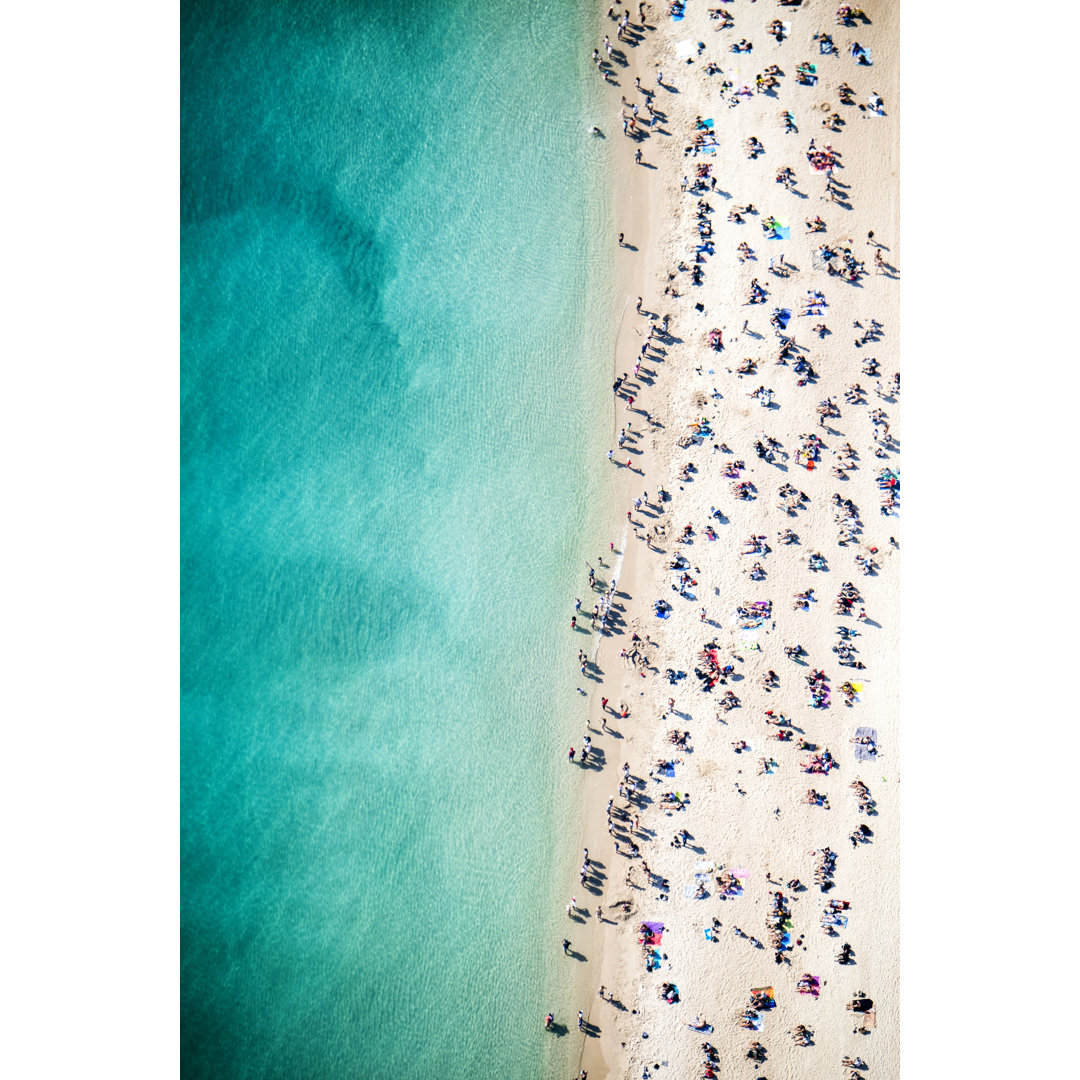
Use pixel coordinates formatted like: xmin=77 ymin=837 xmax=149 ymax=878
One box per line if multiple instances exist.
xmin=553 ymin=3 xmax=898 ymax=1078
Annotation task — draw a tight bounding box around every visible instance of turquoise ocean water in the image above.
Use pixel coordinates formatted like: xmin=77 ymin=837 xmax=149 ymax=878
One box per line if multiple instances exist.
xmin=181 ymin=1 xmax=617 ymax=1076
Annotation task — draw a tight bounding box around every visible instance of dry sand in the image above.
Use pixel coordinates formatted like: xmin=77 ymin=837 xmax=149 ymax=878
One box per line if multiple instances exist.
xmin=566 ymin=2 xmax=900 ymax=1077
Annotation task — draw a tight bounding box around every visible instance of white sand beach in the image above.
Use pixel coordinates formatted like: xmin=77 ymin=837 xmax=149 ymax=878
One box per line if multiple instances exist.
xmin=567 ymin=3 xmax=900 ymax=1076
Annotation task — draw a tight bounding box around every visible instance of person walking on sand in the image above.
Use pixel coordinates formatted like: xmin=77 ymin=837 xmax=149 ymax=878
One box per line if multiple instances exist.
xmin=562 ymin=938 xmax=570 ymax=954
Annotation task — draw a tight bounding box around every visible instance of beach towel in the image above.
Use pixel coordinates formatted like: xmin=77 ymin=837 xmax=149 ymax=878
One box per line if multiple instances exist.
xmin=676 ymin=41 xmax=695 ymax=59
xmin=776 ymin=308 xmax=792 ymax=328
xmin=772 ymin=220 xmax=791 ymax=240
xmin=658 ymin=762 xmax=676 ymax=778
xmin=656 ymin=609 xmax=670 ymax=619
xmin=642 ymin=921 xmax=665 ymax=934
xmin=704 ymin=926 xmax=716 ymax=941
xmin=853 ymin=726 xmax=878 ymax=761
xmin=750 ymin=987 xmax=776 ymax=1008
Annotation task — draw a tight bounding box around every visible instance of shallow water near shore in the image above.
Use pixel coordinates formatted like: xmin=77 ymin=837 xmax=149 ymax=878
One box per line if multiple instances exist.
xmin=181 ymin=1 xmax=617 ymax=1076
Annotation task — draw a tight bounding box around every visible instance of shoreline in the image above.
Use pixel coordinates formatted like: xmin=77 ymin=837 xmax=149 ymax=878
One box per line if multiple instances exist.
xmin=564 ymin=3 xmax=900 ymax=1077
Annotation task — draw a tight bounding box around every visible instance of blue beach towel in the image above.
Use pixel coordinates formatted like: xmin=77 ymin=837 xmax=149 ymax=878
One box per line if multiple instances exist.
xmin=853 ymin=726 xmax=878 ymax=761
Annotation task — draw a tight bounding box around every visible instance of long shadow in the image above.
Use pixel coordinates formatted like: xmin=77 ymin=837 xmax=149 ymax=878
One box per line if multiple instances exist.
xmin=549 ymin=1022 xmax=569 ymax=1037
xmin=582 ymin=750 xmax=607 ymax=772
